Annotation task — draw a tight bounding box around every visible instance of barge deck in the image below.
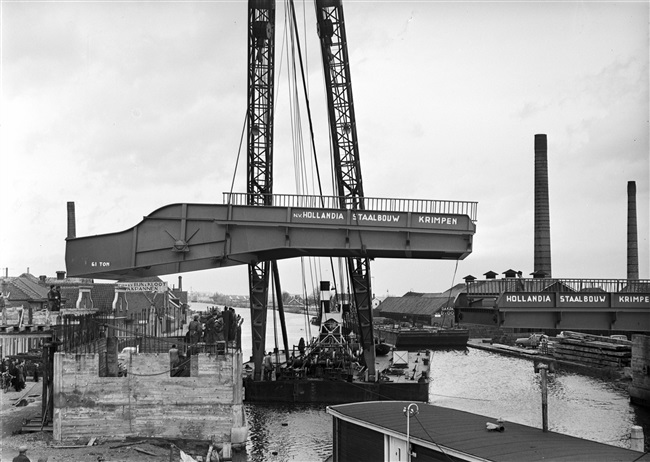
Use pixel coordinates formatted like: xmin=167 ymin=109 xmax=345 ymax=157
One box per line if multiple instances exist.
xmin=244 ymin=350 xmax=430 ymax=404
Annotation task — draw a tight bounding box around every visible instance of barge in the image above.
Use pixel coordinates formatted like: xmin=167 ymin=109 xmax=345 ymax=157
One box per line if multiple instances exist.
xmin=244 ymin=349 xmax=430 ymax=403
xmin=375 ymin=324 xmax=469 ymax=350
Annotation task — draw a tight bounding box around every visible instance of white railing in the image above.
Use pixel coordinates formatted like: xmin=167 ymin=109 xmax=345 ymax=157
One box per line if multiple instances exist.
xmin=223 ymin=192 xmax=478 ymax=221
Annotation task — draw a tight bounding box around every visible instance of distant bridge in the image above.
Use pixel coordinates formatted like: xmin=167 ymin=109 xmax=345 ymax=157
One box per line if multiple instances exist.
xmin=463 ymin=278 xmax=650 ymax=332
xmin=65 ymin=193 xmax=477 ymax=280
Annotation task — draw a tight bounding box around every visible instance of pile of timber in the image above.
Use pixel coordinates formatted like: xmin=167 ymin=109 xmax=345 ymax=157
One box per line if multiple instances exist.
xmin=552 ymin=331 xmax=632 ymax=368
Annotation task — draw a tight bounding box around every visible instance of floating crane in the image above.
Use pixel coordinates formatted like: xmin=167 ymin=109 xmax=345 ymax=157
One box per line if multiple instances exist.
xmin=244 ymin=0 xmax=378 ymax=380
xmin=64 ymin=1 xmax=477 ymax=389
xmin=313 ymin=0 xmax=376 ymax=379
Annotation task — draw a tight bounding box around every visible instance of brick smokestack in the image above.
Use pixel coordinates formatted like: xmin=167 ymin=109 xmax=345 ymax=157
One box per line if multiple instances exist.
xmin=627 ymin=181 xmax=639 ymax=280
xmin=534 ymin=134 xmax=552 ymax=277
xmin=67 ymin=201 xmax=76 ymax=239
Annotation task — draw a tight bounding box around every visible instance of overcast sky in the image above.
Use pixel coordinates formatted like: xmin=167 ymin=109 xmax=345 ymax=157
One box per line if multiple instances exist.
xmin=2 ymin=1 xmax=648 ymax=297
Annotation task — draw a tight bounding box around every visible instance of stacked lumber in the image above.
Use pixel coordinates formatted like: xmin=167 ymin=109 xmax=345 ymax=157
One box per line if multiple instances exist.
xmin=552 ymin=331 xmax=632 ymax=368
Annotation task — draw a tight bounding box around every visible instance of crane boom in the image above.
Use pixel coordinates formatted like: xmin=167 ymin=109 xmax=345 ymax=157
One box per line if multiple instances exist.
xmin=315 ymin=0 xmax=376 ymax=379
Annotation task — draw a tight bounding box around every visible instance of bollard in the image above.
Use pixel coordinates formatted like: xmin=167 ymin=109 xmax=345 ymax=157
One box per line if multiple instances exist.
xmin=630 ymin=425 xmax=644 ymax=452
xmin=222 ymin=442 xmax=232 ymax=461
xmin=534 ymin=361 xmax=550 ymax=432
xmin=540 ymin=366 xmax=548 ymax=432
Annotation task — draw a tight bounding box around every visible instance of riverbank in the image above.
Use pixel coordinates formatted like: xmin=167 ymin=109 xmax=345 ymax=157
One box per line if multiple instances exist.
xmin=467 ymin=338 xmax=633 ymax=390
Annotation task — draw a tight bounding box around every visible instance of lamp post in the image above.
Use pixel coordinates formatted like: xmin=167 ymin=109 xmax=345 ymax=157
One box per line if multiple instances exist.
xmin=403 ymin=403 xmax=419 ymax=461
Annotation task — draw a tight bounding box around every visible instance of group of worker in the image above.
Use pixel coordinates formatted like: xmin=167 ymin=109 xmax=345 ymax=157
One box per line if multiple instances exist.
xmin=186 ymin=306 xmax=243 ymax=348
xmin=0 ymin=357 xmax=35 ymax=392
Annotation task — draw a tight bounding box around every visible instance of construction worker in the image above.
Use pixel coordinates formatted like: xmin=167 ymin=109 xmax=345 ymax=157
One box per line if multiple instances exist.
xmin=12 ymin=445 xmax=30 ymax=462
xmin=169 ymin=344 xmax=180 ymax=371
xmin=188 ymin=315 xmax=201 ymax=344
xmin=263 ymin=352 xmax=274 ymax=381
xmin=222 ymin=307 xmax=231 ymax=344
xmin=47 ymin=286 xmax=57 ymax=311
xmin=54 ymin=286 xmax=62 ymax=310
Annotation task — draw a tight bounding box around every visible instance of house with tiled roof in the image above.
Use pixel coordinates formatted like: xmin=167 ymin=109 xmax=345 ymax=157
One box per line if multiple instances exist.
xmin=1 ymin=273 xmax=50 ymax=311
xmin=1 ymin=272 xmax=188 ymax=334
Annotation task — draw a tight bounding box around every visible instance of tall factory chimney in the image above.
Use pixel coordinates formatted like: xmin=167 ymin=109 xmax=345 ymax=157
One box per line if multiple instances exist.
xmin=534 ymin=134 xmax=552 ymax=277
xmin=627 ymin=181 xmax=639 ymax=280
xmin=67 ymin=201 xmax=76 ymax=239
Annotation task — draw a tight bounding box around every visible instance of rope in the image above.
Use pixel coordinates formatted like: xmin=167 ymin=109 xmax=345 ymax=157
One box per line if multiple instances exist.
xmin=128 ymin=368 xmax=178 ymax=377
xmin=412 ymin=414 xmax=456 ymax=462
xmin=428 ymin=392 xmax=493 ymax=402
xmin=442 ymin=259 xmax=460 ymax=326
xmin=227 ymin=110 xmax=248 ymax=203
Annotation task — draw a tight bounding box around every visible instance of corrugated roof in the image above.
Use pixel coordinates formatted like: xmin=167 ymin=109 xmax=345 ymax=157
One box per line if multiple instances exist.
xmin=377 ymin=284 xmax=465 ymax=316
xmin=403 ymin=291 xmax=425 ymax=297
xmin=438 ymin=283 xmax=466 ymax=299
xmin=468 ymin=279 xmax=580 ymax=295
xmin=328 ymin=401 xmax=649 ymax=462
xmin=377 ymin=296 xmax=452 ymax=316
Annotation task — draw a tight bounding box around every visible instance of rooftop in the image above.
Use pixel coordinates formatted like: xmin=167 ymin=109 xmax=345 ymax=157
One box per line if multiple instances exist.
xmin=328 ymin=401 xmax=649 ymax=462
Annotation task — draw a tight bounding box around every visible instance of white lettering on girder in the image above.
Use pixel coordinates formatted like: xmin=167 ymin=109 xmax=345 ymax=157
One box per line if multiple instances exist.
xmin=418 ymin=216 xmax=458 ymax=225
xmin=293 ymin=211 xmax=345 ymax=220
xmin=617 ymin=295 xmax=650 ymax=303
xmin=91 ymin=261 xmax=111 ymax=267
xmin=352 ymin=213 xmax=401 ymax=223
xmin=559 ymin=295 xmax=607 ymax=303
xmin=505 ymin=295 xmax=552 ymax=303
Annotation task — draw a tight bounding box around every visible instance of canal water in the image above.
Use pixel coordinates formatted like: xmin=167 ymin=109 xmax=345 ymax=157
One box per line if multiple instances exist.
xmin=191 ymin=303 xmax=650 ymax=461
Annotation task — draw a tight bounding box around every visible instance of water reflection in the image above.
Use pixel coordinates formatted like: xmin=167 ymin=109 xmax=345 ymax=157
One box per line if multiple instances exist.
xmin=241 ymin=403 xmax=331 ymax=462
xmin=429 ymin=349 xmax=649 ymax=451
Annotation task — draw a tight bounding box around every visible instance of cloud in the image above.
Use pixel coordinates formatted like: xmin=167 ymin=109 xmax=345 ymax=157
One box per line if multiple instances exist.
xmin=1 ymin=1 xmax=648 ymax=295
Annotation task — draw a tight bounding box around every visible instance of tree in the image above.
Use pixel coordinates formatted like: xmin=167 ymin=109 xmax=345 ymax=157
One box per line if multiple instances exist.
xmin=211 ymin=292 xmax=229 ymax=305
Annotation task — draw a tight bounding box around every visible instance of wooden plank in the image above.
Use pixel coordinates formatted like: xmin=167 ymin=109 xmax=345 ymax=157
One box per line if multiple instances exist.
xmin=560 ymin=331 xmax=632 ymax=346
xmin=554 ymin=344 xmax=631 ymax=357
xmin=558 ymin=338 xmax=631 ymax=351
xmin=554 ymin=347 xmax=630 ymax=361
xmin=22 ymin=426 xmax=53 ymax=433
xmin=134 ymin=447 xmax=158 ymax=456
xmin=553 ymin=352 xmax=626 ymax=367
xmin=110 ymin=441 xmax=148 ymax=448
xmin=554 ymin=348 xmax=625 ymax=361
xmin=52 ymin=445 xmax=90 ymax=449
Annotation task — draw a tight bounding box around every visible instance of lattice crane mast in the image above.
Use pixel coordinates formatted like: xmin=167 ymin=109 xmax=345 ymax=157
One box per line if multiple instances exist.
xmin=246 ymin=0 xmax=291 ymax=381
xmin=314 ymin=0 xmax=376 ymax=379
xmin=245 ymin=0 xmax=376 ymax=381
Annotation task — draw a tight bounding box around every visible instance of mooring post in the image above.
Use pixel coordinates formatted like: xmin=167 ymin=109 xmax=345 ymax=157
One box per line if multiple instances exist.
xmin=630 ymin=425 xmax=644 ymax=452
xmin=540 ymin=366 xmax=548 ymax=432
xmin=534 ymin=360 xmax=554 ymax=432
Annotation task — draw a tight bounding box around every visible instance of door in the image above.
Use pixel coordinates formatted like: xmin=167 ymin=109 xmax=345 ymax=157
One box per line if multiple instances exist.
xmin=387 ymin=435 xmax=408 ymax=462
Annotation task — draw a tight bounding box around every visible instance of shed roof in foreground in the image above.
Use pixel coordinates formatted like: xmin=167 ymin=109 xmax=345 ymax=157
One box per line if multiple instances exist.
xmin=327 ymin=401 xmax=649 ymax=462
